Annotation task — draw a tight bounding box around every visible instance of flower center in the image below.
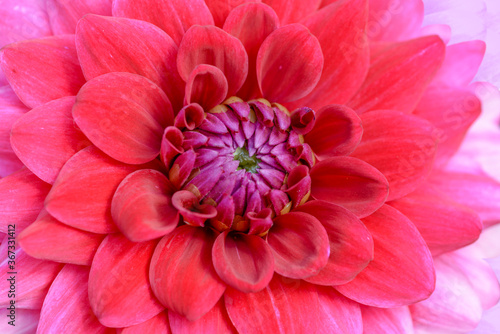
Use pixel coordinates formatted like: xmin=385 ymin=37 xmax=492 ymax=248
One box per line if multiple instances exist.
xmin=234 ymin=146 xmax=261 ymax=173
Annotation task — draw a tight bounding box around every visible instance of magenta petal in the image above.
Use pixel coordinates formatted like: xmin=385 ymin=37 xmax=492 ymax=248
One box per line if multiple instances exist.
xmin=169 ymin=299 xmax=236 ymax=333
xmin=0 ymin=35 xmax=85 ymax=109
xmin=305 ymin=104 xmax=363 ymax=158
xmin=185 ymin=64 xmax=228 ymax=110
xmin=257 ymin=23 xmax=323 ymax=102
xmin=310 ymin=156 xmax=389 ymax=218
xmin=45 ymin=146 xmax=158 ymax=234
xmin=150 ymin=226 xmax=226 ymax=321
xmin=0 ymin=168 xmax=50 ymax=233
xmin=46 ymin=0 xmax=113 ymax=34
xmin=11 ymin=96 xmax=91 ymax=184
xmin=37 ymin=265 xmax=111 ymax=334
xmin=267 ymin=212 xmax=329 ymax=279
xmin=264 ymin=0 xmax=321 ymax=25
xmin=212 ymin=231 xmax=274 ymax=293
xmin=73 ymin=72 xmax=173 ymax=164
xmin=335 ymin=205 xmax=435 ymax=308
xmin=118 ymin=312 xmax=171 ymax=334
xmin=89 ymin=234 xmax=164 ymax=327
xmin=18 ymin=210 xmax=105 ymax=266
xmin=75 ymin=14 xmax=184 ymax=111
xmin=351 ymin=110 xmax=438 ymax=201
xmin=361 ymin=306 xmax=414 ymax=334
xmin=295 ymin=200 xmax=373 ymax=285
xmin=112 ymin=169 xmax=180 ymax=242
xmin=177 ymin=25 xmax=248 ymax=97
xmin=172 ymin=190 xmax=218 ymax=227
xmin=112 ymin=0 xmax=214 ymax=46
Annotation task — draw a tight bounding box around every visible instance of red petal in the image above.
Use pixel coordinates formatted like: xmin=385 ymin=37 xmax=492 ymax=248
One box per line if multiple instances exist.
xmin=73 ymin=72 xmax=173 ymax=164
xmin=185 ymin=65 xmax=228 ymax=111
xmin=310 ymin=156 xmax=389 ymax=218
xmin=46 ymin=0 xmax=112 ymax=34
xmin=348 ymin=35 xmax=446 ymax=114
xmin=0 ymin=168 xmax=50 ymax=233
xmin=37 ymin=265 xmax=112 ymax=334
xmin=351 ymin=110 xmax=438 ymax=201
xmin=177 ymin=25 xmax=248 ymax=97
xmin=295 ymin=200 xmax=373 ymax=285
xmin=263 ymin=0 xmax=321 ymax=25
xmin=11 ymin=96 xmax=91 ymax=184
xmin=316 ymin=287 xmax=363 ymax=333
xmin=256 ymin=23 xmax=323 ymax=103
xmin=433 ymin=40 xmax=486 ymax=87
xmin=413 ymin=86 xmax=481 ymax=166
xmin=225 ymin=276 xmax=321 ymax=333
xmin=204 ymin=0 xmax=261 ymax=27
xmin=0 ymin=243 xmax=62 ymax=309
xmin=428 ymin=171 xmax=500 ymax=226
xmin=290 ymin=0 xmax=369 ymax=109
xmin=112 ymin=0 xmax=214 ymax=45
xmin=150 ymin=226 xmax=226 ymax=321
xmin=169 ymin=299 xmax=237 ymax=334
xmin=212 ymin=231 xmax=274 ymax=293
xmin=367 ymin=0 xmax=423 ymax=42
xmin=172 ymin=190 xmax=218 ymax=227
xmin=111 ymin=169 xmax=179 ymax=242
xmin=305 ymin=104 xmax=363 ymax=158
xmin=268 ymin=212 xmax=329 ymax=279
xmin=118 ymin=312 xmax=171 ymax=334
xmin=18 ymin=210 xmax=105 ymax=266
xmin=45 ymin=146 xmax=157 ymax=234
xmin=76 ymin=14 xmax=184 ymax=111
xmin=0 ymin=35 xmax=85 ymax=109
xmin=361 ymin=306 xmax=414 ymax=334
xmin=223 ymin=3 xmax=279 ymax=100
xmin=388 ymin=185 xmax=482 ymax=256
xmin=335 ymin=205 xmax=435 ymax=308
xmin=89 ymin=234 xmax=164 ymax=327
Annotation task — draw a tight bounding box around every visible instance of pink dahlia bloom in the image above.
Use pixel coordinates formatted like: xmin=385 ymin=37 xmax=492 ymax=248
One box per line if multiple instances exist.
xmin=0 ymin=0 xmax=499 ymax=333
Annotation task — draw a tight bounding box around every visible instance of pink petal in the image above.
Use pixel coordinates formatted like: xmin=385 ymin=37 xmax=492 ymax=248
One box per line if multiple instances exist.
xmin=73 ymin=72 xmax=173 ymax=164
xmin=367 ymin=0 xmax=424 ymax=42
xmin=290 ymin=0 xmax=370 ymax=109
xmin=225 ymin=276 xmax=322 ymax=333
xmin=0 ymin=243 xmax=62 ymax=309
xmin=267 ymin=212 xmax=329 ymax=279
xmin=37 ymin=265 xmax=111 ymax=334
xmin=10 ymin=96 xmax=91 ymax=184
xmin=18 ymin=210 xmax=105 ymax=266
xmin=112 ymin=0 xmax=214 ymax=46
xmin=428 ymin=171 xmax=500 ymax=226
xmin=0 ymin=168 xmax=50 ymax=233
xmin=256 ymin=23 xmax=323 ymax=103
xmin=351 ymin=110 xmax=438 ymax=201
xmin=361 ymin=306 xmax=414 ymax=334
xmin=76 ymin=14 xmax=184 ymax=111
xmin=310 ymin=156 xmax=389 ymax=218
xmin=388 ymin=185 xmax=482 ymax=256
xmin=0 ymin=308 xmax=40 ymax=334
xmin=335 ymin=205 xmax=435 ymax=308
xmin=89 ymin=234 xmax=164 ymax=327
xmin=295 ymin=200 xmax=374 ymax=285
xmin=118 ymin=312 xmax=171 ymax=334
xmin=0 ymin=86 xmax=27 ymax=177
xmin=212 ymin=231 xmax=274 ymax=293
xmin=150 ymin=226 xmax=226 ymax=321
xmin=112 ymin=169 xmax=179 ymax=242
xmin=46 ymin=0 xmax=112 ymax=34
xmin=263 ymin=0 xmax=321 ymax=25
xmin=305 ymin=104 xmax=363 ymax=158
xmin=45 ymin=146 xmax=158 ymax=234
xmin=185 ymin=65 xmax=228 ymax=111
xmin=169 ymin=299 xmax=237 ymax=334
xmin=433 ymin=40 xmax=486 ymax=88
xmin=223 ymin=2 xmax=279 ymax=100
xmin=0 ymin=35 xmax=85 ymax=109
xmin=316 ymin=286 xmax=363 ymax=333
xmin=204 ymin=0 xmax=262 ymax=27
xmin=347 ymin=35 xmax=446 ymax=114
xmin=413 ymin=86 xmax=481 ymax=166
xmin=177 ymin=25 xmax=248 ymax=97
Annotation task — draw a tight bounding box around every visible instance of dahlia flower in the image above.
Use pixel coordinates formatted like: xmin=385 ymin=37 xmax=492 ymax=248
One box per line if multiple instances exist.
xmin=0 ymin=0 xmax=499 ymax=333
